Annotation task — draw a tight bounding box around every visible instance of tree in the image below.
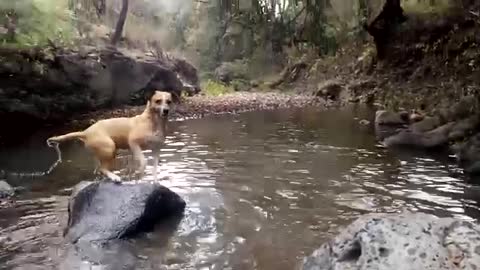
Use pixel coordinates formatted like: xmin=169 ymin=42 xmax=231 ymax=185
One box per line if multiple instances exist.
xmin=111 ymin=0 xmax=128 ymax=46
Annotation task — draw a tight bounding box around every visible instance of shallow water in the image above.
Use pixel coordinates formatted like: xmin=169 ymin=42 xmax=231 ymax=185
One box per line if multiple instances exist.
xmin=1 ymin=105 xmax=480 ymax=270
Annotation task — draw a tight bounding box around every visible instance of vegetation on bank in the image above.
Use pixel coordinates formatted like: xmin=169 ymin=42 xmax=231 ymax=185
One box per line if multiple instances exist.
xmin=0 ymin=0 xmax=479 ymax=101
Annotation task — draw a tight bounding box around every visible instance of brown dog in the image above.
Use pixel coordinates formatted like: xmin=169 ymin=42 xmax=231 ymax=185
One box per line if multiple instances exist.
xmin=47 ymin=90 xmax=173 ymax=182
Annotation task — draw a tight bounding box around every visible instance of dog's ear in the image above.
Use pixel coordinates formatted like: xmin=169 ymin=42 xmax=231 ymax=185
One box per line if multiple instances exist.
xmin=143 ymin=89 xmax=156 ymax=103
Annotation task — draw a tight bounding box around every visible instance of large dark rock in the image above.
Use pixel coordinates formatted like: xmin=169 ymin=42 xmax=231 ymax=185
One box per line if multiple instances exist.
xmin=64 ymin=181 xmax=186 ymax=243
xmin=302 ymin=212 xmax=480 ymax=270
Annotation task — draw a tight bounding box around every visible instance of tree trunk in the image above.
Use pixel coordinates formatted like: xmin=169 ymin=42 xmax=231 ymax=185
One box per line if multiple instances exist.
xmin=111 ymin=0 xmax=129 ymax=46
xmin=365 ymin=0 xmax=406 ymax=60
xmin=5 ymin=11 xmax=17 ymax=42
xmin=94 ymin=0 xmax=106 ymax=18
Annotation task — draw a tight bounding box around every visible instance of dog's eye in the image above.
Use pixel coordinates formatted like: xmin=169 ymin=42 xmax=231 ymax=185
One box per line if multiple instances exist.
xmin=155 ymin=100 xmax=162 ymax=104
xmin=167 ymin=100 xmax=172 ymax=105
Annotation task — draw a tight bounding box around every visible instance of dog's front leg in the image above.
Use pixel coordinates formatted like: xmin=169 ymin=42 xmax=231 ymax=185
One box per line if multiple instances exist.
xmin=129 ymin=142 xmax=147 ymax=179
xmin=152 ymin=148 xmax=160 ymax=181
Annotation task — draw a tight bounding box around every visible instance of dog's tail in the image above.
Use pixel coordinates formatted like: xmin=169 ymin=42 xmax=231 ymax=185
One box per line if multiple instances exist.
xmin=47 ymin=131 xmax=86 ymax=144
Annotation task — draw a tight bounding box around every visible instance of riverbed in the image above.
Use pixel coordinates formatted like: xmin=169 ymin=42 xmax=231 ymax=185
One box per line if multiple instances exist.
xmin=1 ymin=105 xmax=479 ymax=270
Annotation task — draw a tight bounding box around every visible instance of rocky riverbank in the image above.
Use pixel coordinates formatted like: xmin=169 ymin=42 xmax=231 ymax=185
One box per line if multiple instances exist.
xmin=276 ymin=3 xmax=480 ymax=183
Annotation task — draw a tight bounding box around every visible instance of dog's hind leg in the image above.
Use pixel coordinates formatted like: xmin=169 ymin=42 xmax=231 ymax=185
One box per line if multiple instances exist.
xmin=98 ymin=158 xmax=120 ymax=182
xmin=86 ymin=137 xmax=120 ymax=182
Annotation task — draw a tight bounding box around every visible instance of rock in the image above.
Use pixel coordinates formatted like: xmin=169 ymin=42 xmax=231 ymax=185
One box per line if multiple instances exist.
xmin=449 ymin=96 xmax=478 ymax=121
xmin=383 ymin=122 xmax=454 ymax=149
xmin=250 ymin=80 xmax=260 ymax=88
xmin=0 ymin=180 xmax=14 ymax=199
xmin=302 ymin=212 xmax=480 ymax=270
xmin=316 ymin=80 xmax=344 ymax=101
xmin=64 ymin=181 xmax=186 ymax=243
xmin=359 ymin=119 xmax=371 ymax=126
xmin=409 ymin=111 xmax=424 ymax=123
xmin=346 ymin=79 xmax=377 ymax=97
xmin=362 ymin=91 xmax=376 ymax=105
xmin=214 ymin=60 xmax=248 ymax=84
xmin=374 ymin=110 xmax=408 ymax=126
xmin=349 ymin=97 xmax=360 ymax=103
xmin=457 ymin=134 xmax=480 ymax=177
xmin=410 ymin=116 xmax=443 ymax=133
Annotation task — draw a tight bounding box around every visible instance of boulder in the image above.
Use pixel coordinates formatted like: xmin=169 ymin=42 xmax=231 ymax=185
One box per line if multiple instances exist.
xmin=64 ymin=181 xmax=186 ymax=243
xmin=383 ymin=122 xmax=454 ymax=149
xmin=0 ymin=180 xmax=14 ymax=199
xmin=448 ymin=115 xmax=480 ymax=142
xmin=302 ymin=212 xmax=480 ymax=270
xmin=374 ymin=110 xmax=409 ymax=126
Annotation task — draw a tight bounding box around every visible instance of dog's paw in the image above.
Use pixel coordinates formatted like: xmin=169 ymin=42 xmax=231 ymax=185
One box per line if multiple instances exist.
xmin=109 ymin=174 xmax=122 ymax=183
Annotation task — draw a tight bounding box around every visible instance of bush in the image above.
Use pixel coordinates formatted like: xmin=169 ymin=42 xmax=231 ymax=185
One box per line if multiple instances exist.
xmin=201 ymin=79 xmax=234 ymax=96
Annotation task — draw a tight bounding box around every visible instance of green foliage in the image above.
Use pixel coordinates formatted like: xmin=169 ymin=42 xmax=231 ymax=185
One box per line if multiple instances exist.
xmin=201 ymin=79 xmax=234 ymax=96
xmin=230 ymin=79 xmax=250 ymax=92
xmin=0 ymin=0 xmax=76 ymax=48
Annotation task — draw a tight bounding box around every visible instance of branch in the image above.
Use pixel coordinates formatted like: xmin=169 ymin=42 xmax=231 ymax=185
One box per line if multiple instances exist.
xmin=287 ymin=6 xmax=306 ymax=25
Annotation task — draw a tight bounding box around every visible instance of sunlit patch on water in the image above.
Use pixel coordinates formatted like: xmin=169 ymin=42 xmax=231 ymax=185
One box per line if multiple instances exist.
xmin=1 ymin=106 xmax=480 ymax=269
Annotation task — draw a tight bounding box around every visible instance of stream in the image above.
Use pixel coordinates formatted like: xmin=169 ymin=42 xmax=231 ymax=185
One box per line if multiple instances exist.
xmin=1 ymin=105 xmax=480 ymax=270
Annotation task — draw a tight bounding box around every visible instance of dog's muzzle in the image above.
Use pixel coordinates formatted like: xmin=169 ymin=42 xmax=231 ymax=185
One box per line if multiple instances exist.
xmin=161 ymin=108 xmax=169 ymax=116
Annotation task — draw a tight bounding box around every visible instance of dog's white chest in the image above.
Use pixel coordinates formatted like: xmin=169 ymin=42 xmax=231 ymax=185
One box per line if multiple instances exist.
xmin=143 ymin=132 xmax=165 ymax=148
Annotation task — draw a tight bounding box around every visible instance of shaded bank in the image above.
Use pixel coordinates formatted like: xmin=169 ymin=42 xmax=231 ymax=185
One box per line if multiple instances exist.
xmin=0 ymin=46 xmax=200 ymax=144
xmin=68 ymin=91 xmax=325 ymax=130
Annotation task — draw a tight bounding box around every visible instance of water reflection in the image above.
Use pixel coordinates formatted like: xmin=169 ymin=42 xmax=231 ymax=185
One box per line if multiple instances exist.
xmin=1 ymin=105 xmax=480 ymax=269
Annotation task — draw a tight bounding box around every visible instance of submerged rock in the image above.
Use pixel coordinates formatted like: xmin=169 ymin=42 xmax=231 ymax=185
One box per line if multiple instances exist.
xmin=374 ymin=110 xmax=409 ymax=126
xmin=64 ymin=181 xmax=186 ymax=243
xmin=0 ymin=180 xmax=14 ymax=199
xmin=302 ymin=212 xmax=480 ymax=270
xmin=383 ymin=122 xmax=454 ymax=149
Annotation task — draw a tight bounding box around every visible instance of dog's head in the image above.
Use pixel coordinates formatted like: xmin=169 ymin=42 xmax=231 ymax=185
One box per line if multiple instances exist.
xmin=147 ymin=90 xmax=173 ymax=117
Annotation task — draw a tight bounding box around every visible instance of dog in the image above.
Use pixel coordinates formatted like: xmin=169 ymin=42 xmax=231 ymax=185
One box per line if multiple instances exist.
xmin=47 ymin=90 xmax=173 ymax=182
